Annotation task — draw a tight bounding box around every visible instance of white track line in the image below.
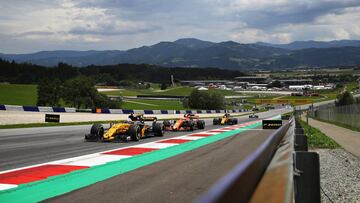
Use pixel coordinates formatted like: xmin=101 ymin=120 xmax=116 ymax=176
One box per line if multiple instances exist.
xmin=177 ymin=135 xmax=204 ymax=140
xmin=135 ymin=142 xmax=178 ymax=149
xmin=0 ymin=184 xmax=17 ymax=190
xmin=52 ymin=154 xmax=131 ymax=167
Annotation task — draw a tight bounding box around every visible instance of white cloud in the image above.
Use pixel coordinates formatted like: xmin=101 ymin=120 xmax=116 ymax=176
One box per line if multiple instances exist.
xmin=0 ymin=0 xmax=360 ymax=53
xmin=228 ymin=4 xmax=360 ymax=43
xmin=0 ymin=0 xmax=160 ymax=48
xmin=230 ymin=28 xmax=292 ymax=43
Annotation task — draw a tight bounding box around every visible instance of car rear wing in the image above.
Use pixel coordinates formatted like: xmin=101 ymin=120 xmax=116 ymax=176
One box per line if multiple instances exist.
xmin=184 ymin=113 xmax=200 ymax=119
xmin=142 ymin=116 xmax=158 ymax=121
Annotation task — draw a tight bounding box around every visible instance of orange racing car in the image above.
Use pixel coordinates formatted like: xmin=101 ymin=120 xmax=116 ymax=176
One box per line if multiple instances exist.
xmin=163 ymin=114 xmax=205 ymax=131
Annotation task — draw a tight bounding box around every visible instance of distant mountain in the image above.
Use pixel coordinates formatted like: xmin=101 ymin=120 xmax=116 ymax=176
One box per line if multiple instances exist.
xmin=173 ymin=38 xmax=215 ymax=49
xmin=266 ymin=47 xmax=360 ymax=68
xmin=257 ymin=40 xmax=360 ymax=50
xmin=1 ymin=38 xmax=360 ymax=70
xmin=0 ymin=50 xmax=125 ymax=67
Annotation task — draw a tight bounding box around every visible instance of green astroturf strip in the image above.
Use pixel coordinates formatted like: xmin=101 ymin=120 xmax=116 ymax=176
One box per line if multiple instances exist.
xmin=0 ymin=120 xmax=268 ymax=203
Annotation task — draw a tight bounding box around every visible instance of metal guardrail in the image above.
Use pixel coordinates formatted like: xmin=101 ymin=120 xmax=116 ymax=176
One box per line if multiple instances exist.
xmin=249 ymin=120 xmax=295 ymax=203
xmin=197 ymin=119 xmax=292 ymax=203
xmin=198 ymin=116 xmax=321 ymax=203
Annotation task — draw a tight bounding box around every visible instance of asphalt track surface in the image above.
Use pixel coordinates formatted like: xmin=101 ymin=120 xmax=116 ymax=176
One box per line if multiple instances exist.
xmin=48 ymin=127 xmax=274 ymax=203
xmin=0 ymin=108 xmax=289 ymax=172
xmin=34 ymin=109 xmax=287 ymax=203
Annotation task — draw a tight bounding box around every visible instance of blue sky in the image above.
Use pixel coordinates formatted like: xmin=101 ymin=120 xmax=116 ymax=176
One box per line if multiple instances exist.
xmin=1 ymin=0 xmax=360 ymax=53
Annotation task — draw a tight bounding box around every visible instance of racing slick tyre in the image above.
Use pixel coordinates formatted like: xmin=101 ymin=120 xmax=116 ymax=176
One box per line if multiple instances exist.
xmin=153 ymin=123 xmax=164 ymax=137
xmin=189 ymin=121 xmax=195 ymax=131
xmin=90 ymin=123 xmax=104 ymax=141
xmin=197 ymin=120 xmax=205 ymax=129
xmin=213 ymin=118 xmax=220 ymax=125
xmin=129 ymin=124 xmax=141 ymax=141
xmin=232 ymin=118 xmax=238 ymax=125
xmin=163 ymin=120 xmax=171 ymax=127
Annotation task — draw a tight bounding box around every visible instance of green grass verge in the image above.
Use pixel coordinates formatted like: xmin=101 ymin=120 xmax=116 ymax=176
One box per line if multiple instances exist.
xmin=280 ymin=96 xmax=320 ymax=100
xmin=299 ymin=120 xmax=341 ymax=149
xmin=345 ymin=82 xmax=360 ymax=92
xmin=103 ymin=86 xmax=250 ymax=97
xmin=103 ymin=86 xmax=193 ymax=97
xmin=246 ymin=95 xmax=280 ymax=103
xmin=242 ymin=104 xmax=253 ymax=110
xmin=208 ymin=89 xmax=244 ymax=96
xmin=0 ymin=84 xmax=37 ymax=105
xmin=281 ymin=111 xmax=294 ymax=117
xmin=122 ymin=99 xmax=185 ymax=110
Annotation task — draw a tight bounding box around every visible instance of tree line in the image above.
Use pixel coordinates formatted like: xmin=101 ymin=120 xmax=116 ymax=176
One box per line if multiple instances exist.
xmin=335 ymin=91 xmax=360 ymax=106
xmin=0 ymin=59 xmax=243 ymax=109
xmin=0 ymin=59 xmax=246 ymax=85
xmin=37 ymin=77 xmax=120 ymax=109
xmin=185 ymin=89 xmax=225 ymax=110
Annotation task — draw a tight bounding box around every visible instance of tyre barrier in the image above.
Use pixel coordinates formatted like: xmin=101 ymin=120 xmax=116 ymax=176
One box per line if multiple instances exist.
xmin=293 ymin=117 xmax=320 ymax=203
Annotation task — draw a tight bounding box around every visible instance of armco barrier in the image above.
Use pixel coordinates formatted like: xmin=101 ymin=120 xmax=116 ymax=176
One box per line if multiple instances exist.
xmin=0 ymin=104 xmax=249 ymax=114
xmin=197 ymin=120 xmax=291 ymax=203
xmin=198 ymin=116 xmax=321 ymax=203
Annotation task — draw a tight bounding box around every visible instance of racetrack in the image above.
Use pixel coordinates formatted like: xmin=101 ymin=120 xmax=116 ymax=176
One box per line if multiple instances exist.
xmin=48 ymin=126 xmax=274 ymax=203
xmin=0 ymin=109 xmax=288 ymax=171
xmin=0 ymin=108 xmax=290 ymax=202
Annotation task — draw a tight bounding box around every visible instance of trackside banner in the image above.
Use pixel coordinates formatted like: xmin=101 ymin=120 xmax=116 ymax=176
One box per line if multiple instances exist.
xmin=45 ymin=114 xmax=60 ymax=123
xmin=262 ymin=120 xmax=282 ymax=129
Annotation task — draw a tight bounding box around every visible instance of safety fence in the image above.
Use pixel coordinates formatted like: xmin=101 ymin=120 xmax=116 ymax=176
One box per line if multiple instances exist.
xmin=310 ymin=103 xmax=360 ymax=129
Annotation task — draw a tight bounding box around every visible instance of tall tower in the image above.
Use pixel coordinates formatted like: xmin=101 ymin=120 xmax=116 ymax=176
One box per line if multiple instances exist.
xmin=171 ymin=75 xmax=175 ymax=87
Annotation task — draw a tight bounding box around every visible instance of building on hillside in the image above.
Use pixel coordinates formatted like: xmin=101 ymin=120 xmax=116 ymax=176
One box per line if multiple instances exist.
xmin=247 ymin=83 xmax=268 ymax=90
xmin=180 ymin=80 xmax=231 ymax=87
xmin=255 ymin=73 xmax=271 ymax=78
xmin=278 ymin=79 xmax=313 ymax=86
xmin=198 ymin=87 xmax=208 ymax=91
xmin=234 ymin=76 xmax=271 ymax=84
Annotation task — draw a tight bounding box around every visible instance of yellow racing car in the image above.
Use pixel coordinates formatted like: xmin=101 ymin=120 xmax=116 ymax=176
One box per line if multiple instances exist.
xmin=213 ymin=113 xmax=238 ymax=125
xmin=85 ymin=114 xmax=164 ymax=142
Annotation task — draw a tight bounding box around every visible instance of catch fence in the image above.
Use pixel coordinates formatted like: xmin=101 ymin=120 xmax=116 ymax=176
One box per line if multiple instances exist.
xmin=311 ymin=103 xmax=360 ymax=129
